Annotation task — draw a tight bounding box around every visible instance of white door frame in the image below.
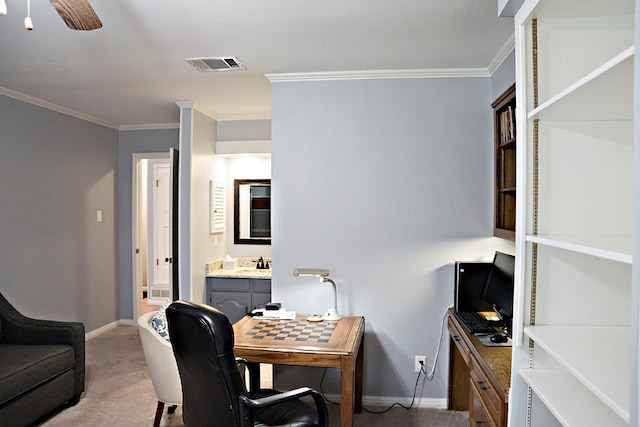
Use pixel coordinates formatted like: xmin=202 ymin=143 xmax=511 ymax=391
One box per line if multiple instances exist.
xmin=147 ymin=161 xmax=171 ymax=305
xmin=131 ymin=152 xmax=170 ymax=321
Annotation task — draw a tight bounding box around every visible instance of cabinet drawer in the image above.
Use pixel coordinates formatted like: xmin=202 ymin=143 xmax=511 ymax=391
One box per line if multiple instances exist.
xmin=210 ymin=278 xmax=250 ymax=292
xmin=470 ymin=361 xmax=502 ymax=426
xmin=470 ymin=383 xmax=498 ymax=427
xmin=448 ymin=317 xmax=470 ymax=364
xmin=252 ymin=279 xmax=271 ymax=293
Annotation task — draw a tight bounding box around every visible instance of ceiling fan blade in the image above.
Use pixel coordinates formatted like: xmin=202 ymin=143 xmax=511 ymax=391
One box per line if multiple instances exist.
xmin=49 ymin=0 xmax=102 ymax=31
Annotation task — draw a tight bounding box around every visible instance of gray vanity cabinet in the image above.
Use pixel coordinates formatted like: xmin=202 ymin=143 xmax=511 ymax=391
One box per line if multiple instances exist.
xmin=206 ymin=277 xmax=271 ymax=323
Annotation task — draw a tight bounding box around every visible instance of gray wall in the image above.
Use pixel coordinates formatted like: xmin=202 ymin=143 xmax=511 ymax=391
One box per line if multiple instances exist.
xmin=270 ymin=77 xmax=515 ymax=401
xmin=217 ymin=119 xmax=271 ymax=141
xmin=0 ymin=95 xmax=118 ymax=331
xmin=491 ymin=50 xmax=516 ymax=101
xmin=117 ymin=128 xmax=179 ymax=319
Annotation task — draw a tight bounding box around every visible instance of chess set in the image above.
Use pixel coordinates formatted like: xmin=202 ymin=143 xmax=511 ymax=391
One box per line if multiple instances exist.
xmin=244 ymin=318 xmax=337 ymax=344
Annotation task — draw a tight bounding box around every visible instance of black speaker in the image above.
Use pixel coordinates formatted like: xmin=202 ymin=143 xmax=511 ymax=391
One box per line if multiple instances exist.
xmin=454 ymin=262 xmax=493 ymax=313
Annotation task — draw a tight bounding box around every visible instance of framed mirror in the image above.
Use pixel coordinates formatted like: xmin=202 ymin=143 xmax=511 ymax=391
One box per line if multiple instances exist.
xmin=234 ymin=179 xmax=271 ymax=245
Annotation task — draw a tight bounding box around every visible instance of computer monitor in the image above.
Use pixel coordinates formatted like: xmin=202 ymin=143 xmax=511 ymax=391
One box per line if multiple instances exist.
xmin=481 ymin=252 xmax=515 ymax=322
xmin=454 ymin=262 xmax=493 ymax=313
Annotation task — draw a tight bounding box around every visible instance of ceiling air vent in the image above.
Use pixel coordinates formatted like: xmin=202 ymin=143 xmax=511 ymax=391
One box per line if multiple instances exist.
xmin=186 ymin=57 xmax=246 ymax=72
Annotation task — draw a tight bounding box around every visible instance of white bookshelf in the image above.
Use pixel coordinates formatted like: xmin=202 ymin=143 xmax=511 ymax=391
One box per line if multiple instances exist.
xmin=520 ymin=369 xmax=628 ymax=427
xmin=510 ymin=0 xmax=637 ymax=426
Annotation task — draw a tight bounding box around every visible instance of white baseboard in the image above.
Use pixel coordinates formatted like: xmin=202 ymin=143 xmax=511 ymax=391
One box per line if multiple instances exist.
xmin=118 ymin=318 xmax=137 ymax=327
xmin=85 ymin=319 xmax=136 ymax=340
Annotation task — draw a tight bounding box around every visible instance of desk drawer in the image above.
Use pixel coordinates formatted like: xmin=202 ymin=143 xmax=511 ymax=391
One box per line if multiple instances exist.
xmin=448 ymin=318 xmax=470 ymax=364
xmin=210 ymin=278 xmax=251 ymax=291
xmin=470 ymin=382 xmax=498 ymax=427
xmin=470 ymin=360 xmax=502 ymax=426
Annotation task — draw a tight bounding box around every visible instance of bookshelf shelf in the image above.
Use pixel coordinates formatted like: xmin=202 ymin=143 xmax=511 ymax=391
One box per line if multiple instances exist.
xmin=525 ymin=235 xmax=632 ymax=264
xmin=523 ymin=326 xmax=630 ymax=422
xmin=528 ymin=48 xmax=633 ymax=122
xmin=520 ymin=369 xmax=627 ymax=427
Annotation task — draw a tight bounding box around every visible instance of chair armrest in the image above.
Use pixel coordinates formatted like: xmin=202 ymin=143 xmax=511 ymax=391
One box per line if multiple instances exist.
xmin=239 ymin=387 xmax=328 ymax=427
xmin=0 ymin=294 xmax=84 ymax=347
xmin=235 ymin=358 xmax=260 ymax=393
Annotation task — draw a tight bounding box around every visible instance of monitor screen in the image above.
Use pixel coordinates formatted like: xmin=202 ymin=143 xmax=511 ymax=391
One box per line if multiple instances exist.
xmin=454 ymin=262 xmax=493 ymax=313
xmin=481 ymin=252 xmax=515 ymax=320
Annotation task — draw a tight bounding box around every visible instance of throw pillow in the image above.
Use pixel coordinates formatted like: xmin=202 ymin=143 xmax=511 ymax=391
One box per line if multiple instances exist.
xmin=150 ymin=301 xmax=171 ymax=341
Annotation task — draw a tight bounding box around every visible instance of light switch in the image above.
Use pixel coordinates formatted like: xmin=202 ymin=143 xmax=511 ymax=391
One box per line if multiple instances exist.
xmin=97 ymin=210 xmax=102 ymax=222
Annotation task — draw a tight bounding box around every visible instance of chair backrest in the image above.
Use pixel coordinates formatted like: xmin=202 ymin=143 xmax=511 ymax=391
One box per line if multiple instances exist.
xmin=137 ymin=311 xmax=182 ymax=406
xmin=166 ymin=300 xmax=248 ymax=427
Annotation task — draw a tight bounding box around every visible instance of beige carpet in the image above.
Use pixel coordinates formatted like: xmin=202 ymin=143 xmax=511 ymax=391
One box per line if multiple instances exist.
xmin=39 ymin=325 xmax=469 ymax=427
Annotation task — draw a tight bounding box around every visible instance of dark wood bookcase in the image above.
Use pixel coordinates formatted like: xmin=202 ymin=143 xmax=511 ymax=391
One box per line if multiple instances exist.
xmin=492 ymin=83 xmax=516 ymax=241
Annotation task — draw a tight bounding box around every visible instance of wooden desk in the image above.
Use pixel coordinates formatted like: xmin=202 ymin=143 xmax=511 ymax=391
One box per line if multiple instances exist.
xmin=233 ymin=314 xmax=365 ymax=427
xmin=447 ymin=308 xmax=511 ymax=427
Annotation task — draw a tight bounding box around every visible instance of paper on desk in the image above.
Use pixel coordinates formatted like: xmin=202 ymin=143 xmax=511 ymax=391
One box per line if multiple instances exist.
xmin=252 ymin=308 xmax=296 ymax=320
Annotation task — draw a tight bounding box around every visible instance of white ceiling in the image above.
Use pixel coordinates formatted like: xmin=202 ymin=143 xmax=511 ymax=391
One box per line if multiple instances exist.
xmin=0 ymin=0 xmax=514 ymax=128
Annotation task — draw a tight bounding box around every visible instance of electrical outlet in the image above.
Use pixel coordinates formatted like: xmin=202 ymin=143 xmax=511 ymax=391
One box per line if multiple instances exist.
xmin=414 ymin=355 xmax=426 ymax=373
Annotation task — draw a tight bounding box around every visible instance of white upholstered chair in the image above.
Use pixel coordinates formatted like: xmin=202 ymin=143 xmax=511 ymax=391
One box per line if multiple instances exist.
xmin=138 ymin=311 xmax=182 ymax=427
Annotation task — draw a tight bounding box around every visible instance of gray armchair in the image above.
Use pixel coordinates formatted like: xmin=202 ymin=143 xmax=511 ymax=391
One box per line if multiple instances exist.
xmin=0 ymin=292 xmax=85 ymax=426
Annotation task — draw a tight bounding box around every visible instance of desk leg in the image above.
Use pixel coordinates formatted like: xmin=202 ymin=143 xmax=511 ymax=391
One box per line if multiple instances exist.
xmin=355 ymin=333 xmax=364 ymax=413
xmin=246 ymin=362 xmax=261 ymax=393
xmin=340 ymin=355 xmax=355 ymax=427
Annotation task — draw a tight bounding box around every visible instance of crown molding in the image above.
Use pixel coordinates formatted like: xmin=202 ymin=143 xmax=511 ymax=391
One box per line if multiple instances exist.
xmin=119 ymin=123 xmax=180 ymax=131
xmin=266 ymin=37 xmax=516 ymax=83
xmin=266 ymin=68 xmax=491 ymax=82
xmin=486 ymin=33 xmax=516 ymax=75
xmin=176 ymin=101 xmax=219 ymax=120
xmin=0 ymin=86 xmax=119 ymax=129
xmin=0 ymin=86 xmax=181 ymax=131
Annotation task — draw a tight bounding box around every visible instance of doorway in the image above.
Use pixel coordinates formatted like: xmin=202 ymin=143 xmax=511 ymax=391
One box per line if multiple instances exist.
xmin=132 ymin=153 xmax=171 ymax=319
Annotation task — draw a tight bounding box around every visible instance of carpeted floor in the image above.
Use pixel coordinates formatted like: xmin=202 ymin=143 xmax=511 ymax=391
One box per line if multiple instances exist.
xmin=39 ymin=325 xmax=468 ymax=426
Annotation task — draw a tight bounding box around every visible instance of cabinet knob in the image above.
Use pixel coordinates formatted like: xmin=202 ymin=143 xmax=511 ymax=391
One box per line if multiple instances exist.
xmin=477 ymin=380 xmax=489 ymax=391
xmin=165 ymin=257 xmax=172 ymax=263
xmin=453 ymin=335 xmax=461 ymax=342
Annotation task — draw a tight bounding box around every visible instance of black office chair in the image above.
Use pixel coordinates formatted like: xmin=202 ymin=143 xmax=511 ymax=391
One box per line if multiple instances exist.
xmin=166 ymin=300 xmax=329 ymax=427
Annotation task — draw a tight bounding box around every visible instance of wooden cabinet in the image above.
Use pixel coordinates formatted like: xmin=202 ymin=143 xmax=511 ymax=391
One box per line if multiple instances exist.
xmin=447 ymin=309 xmax=510 ymax=427
xmin=206 ymin=277 xmax=271 ymax=323
xmin=492 ymin=83 xmax=516 ymax=241
xmin=510 ymin=1 xmax=637 ymax=426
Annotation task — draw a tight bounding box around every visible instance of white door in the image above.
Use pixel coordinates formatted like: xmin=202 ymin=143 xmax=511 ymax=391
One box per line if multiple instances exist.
xmin=147 ymin=162 xmax=171 ymax=305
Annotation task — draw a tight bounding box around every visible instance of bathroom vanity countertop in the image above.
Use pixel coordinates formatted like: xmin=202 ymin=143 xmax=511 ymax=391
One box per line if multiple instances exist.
xmin=206 ymin=268 xmax=272 ymax=279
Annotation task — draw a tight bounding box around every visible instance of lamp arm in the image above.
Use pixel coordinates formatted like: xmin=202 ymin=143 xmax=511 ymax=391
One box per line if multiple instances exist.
xmin=323 ymin=278 xmax=338 ymax=310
